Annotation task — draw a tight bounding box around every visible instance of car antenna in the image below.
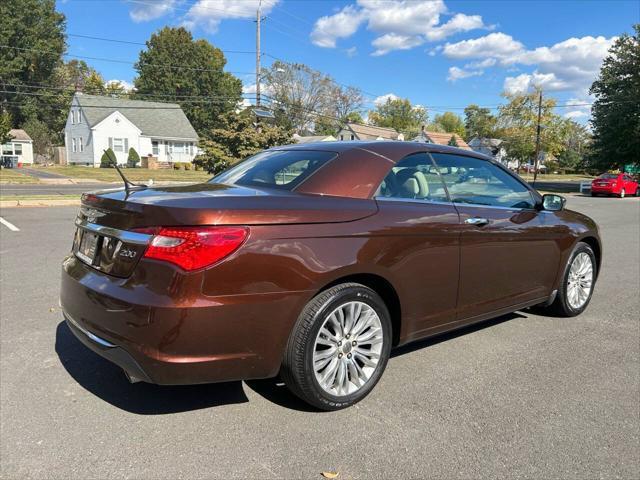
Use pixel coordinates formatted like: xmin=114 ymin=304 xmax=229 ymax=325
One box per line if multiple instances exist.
xmin=103 ymin=149 xmax=147 ymax=196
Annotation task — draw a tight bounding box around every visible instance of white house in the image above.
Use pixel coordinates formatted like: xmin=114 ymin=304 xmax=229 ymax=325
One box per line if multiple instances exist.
xmin=65 ymin=93 xmax=199 ymax=167
xmin=336 ymin=123 xmax=404 ymax=141
xmin=292 ymin=133 xmax=336 ymax=143
xmin=468 ymin=137 xmax=507 ymax=164
xmin=1 ymin=129 xmax=34 ymax=166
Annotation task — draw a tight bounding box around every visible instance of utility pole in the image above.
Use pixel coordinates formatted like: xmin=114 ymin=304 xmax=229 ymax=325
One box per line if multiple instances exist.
xmin=532 ymin=90 xmax=543 ymax=185
xmin=255 ymin=0 xmax=262 ymax=108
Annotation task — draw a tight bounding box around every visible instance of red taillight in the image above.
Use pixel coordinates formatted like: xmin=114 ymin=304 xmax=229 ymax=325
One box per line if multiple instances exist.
xmin=135 ymin=226 xmax=249 ymax=271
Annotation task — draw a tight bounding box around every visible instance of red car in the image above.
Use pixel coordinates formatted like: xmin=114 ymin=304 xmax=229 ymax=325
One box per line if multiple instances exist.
xmin=591 ymin=173 xmax=639 ymax=197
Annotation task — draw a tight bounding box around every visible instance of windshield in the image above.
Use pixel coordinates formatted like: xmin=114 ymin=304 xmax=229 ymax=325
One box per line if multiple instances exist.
xmin=211 ymin=150 xmax=336 ymax=190
xmin=598 ymin=173 xmax=618 ymax=179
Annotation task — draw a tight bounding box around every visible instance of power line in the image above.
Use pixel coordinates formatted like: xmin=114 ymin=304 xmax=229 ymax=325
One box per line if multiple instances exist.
xmin=0 ymin=45 xmax=255 ymax=75
xmin=67 ymin=33 xmax=257 ymax=54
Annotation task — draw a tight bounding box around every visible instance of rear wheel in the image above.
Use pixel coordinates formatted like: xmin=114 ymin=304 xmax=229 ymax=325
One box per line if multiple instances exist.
xmin=281 ymin=283 xmax=392 ymax=410
xmin=543 ymin=242 xmax=596 ymax=317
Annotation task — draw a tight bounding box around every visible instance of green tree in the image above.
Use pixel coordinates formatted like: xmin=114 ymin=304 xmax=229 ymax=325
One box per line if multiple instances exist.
xmin=433 ymin=112 xmax=466 ymax=138
xmin=0 ymin=0 xmax=66 ymax=128
xmin=464 ymin=104 xmax=498 ymax=139
xmin=0 ymin=111 xmax=13 ymax=145
xmin=22 ymin=117 xmax=54 ymax=162
xmin=368 ymin=98 xmax=427 ymax=137
xmin=497 ymin=89 xmax=563 ymax=171
xmin=588 ymin=24 xmax=640 ymax=171
xmin=133 ymin=27 xmax=242 ymax=135
xmin=100 ymin=148 xmax=115 ymax=168
xmin=194 ymin=110 xmax=292 ymax=174
xmin=105 ymin=80 xmax=127 ymax=97
xmin=127 ymin=147 xmax=140 ymax=168
xmin=556 ymin=119 xmax=591 ymax=171
xmin=447 ymin=135 xmax=459 ymax=147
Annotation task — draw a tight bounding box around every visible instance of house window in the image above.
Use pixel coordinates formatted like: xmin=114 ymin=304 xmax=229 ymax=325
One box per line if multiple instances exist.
xmin=173 ymin=142 xmax=185 ymax=154
xmin=350 ymin=134 xmax=355 ymax=140
xmin=14 ymin=143 xmax=22 ymax=155
xmin=72 ymin=138 xmax=77 ymax=153
xmin=152 ymin=141 xmax=159 ymax=155
xmin=76 ymin=110 xmax=81 ymax=124
xmin=70 ymin=111 xmax=74 ymax=125
xmin=2 ymin=144 xmax=12 ymax=154
xmin=79 ymin=137 xmax=83 ymax=153
xmin=340 ymin=135 xmax=344 ymax=140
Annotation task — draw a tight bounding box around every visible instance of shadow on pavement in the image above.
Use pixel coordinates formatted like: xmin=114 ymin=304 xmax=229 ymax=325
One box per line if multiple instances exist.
xmin=391 ymin=311 xmax=526 ymax=358
xmin=56 ymin=312 xmax=529 ymax=414
xmin=55 ymin=321 xmax=249 ymax=415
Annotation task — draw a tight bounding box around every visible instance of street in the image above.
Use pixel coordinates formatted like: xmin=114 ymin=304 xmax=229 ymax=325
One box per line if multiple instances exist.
xmin=1 ymin=195 xmax=639 ymax=479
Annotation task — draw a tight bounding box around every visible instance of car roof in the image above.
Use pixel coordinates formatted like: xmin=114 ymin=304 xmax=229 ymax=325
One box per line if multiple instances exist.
xmin=272 ymin=140 xmax=492 ymax=164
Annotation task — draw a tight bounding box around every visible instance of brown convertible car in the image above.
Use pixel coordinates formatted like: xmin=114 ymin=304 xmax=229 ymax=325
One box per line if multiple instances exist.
xmin=60 ymin=142 xmax=601 ymax=410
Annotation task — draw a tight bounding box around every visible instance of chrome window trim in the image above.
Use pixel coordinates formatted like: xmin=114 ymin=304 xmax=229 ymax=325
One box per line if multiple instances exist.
xmin=75 ymin=218 xmax=152 ymax=246
xmin=375 ymin=196 xmax=455 ymax=207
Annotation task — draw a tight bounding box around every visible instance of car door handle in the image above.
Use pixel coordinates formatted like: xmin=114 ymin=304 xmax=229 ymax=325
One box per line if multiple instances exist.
xmin=464 ymin=217 xmax=490 ymax=226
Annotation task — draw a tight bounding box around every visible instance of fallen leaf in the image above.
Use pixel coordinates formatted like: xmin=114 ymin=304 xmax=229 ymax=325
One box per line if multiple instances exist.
xmin=321 ymin=472 xmax=339 ymax=479
xmin=49 ymin=308 xmax=55 ymax=312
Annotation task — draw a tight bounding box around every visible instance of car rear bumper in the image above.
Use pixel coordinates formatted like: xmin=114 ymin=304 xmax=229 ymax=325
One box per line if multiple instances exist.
xmin=60 ymin=254 xmax=310 ymax=385
xmin=591 ymin=185 xmax=617 ymax=193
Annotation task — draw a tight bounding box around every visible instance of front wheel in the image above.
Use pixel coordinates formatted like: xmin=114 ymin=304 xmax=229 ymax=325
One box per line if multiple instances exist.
xmin=544 ymin=242 xmax=597 ymax=317
xmin=281 ymin=283 xmax=392 ymax=410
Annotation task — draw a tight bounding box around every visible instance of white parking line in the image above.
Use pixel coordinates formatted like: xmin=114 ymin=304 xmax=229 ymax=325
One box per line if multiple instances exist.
xmin=0 ymin=217 xmax=20 ymax=232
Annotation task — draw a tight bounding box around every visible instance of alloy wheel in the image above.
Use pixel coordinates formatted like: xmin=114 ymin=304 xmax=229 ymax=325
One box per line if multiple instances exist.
xmin=566 ymin=252 xmax=594 ymax=309
xmin=313 ymin=301 xmax=384 ymax=397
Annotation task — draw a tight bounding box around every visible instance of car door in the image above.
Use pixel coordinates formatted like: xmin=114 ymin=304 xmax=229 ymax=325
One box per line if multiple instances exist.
xmin=430 ymin=153 xmax=561 ymax=321
xmin=373 ymin=152 xmax=462 ymax=341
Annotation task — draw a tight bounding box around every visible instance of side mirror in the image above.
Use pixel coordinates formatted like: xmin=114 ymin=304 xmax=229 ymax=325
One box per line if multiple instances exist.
xmin=541 ymin=194 xmax=566 ymax=211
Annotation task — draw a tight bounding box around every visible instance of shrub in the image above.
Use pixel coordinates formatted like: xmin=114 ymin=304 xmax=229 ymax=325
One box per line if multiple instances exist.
xmin=127 ymin=147 xmax=140 ymax=168
xmin=447 ymin=135 xmax=459 ymax=147
xmin=173 ymin=162 xmax=182 ymax=170
xmin=100 ymin=148 xmax=115 ymax=168
xmin=184 ymin=162 xmax=192 ymax=171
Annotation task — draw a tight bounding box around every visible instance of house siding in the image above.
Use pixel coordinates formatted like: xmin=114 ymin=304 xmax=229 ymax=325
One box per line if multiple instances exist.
xmin=65 ymin=98 xmax=94 ymax=165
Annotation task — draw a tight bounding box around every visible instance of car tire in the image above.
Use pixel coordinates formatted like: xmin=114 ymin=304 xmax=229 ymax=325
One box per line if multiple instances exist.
xmin=281 ymin=283 xmax=392 ymax=411
xmin=544 ymin=242 xmax=597 ymax=317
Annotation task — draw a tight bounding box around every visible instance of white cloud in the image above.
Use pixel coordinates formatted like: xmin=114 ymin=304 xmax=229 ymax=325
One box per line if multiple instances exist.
xmin=183 ymin=0 xmax=279 ymax=32
xmin=128 ymin=0 xmax=177 ymax=22
xmin=426 ymin=14 xmax=486 ymax=41
xmin=443 ymin=32 xmax=524 ymax=60
xmin=445 ymin=33 xmax=616 ymax=96
xmin=372 ymin=34 xmax=425 ymax=56
xmin=374 ymin=93 xmax=399 ymax=105
xmin=564 ymin=110 xmax=589 ymax=119
xmin=465 ymin=58 xmax=496 ymax=69
xmin=345 ymin=46 xmax=358 ymax=57
xmin=105 ymin=79 xmax=134 ymax=91
xmin=503 ymin=71 xmax=571 ymax=94
xmin=311 ymin=5 xmax=366 ymax=48
xmin=128 ymin=0 xmax=280 ymax=32
xmin=311 ymin=0 xmax=488 ymax=55
xmin=447 ymin=66 xmax=483 ymax=82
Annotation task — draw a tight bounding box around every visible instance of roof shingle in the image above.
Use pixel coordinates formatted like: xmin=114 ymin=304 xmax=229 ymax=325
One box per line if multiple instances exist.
xmin=75 ymin=94 xmax=198 ymax=140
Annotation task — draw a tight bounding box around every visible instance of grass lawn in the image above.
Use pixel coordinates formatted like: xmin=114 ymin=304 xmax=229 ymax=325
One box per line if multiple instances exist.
xmin=31 ymin=166 xmax=213 ymax=183
xmin=517 ymin=173 xmax=595 ymax=182
xmin=0 ymin=169 xmax=39 ymax=184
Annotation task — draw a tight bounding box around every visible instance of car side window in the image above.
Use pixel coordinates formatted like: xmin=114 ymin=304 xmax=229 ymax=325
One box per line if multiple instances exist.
xmin=430 ymin=153 xmax=536 ymax=209
xmin=375 ymin=153 xmax=449 ymax=202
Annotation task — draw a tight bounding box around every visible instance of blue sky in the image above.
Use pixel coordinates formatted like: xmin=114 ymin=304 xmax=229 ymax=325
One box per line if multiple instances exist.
xmin=58 ymin=0 xmax=639 ymax=121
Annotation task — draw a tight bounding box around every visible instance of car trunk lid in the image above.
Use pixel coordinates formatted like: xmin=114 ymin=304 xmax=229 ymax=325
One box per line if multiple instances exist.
xmin=72 ymin=182 xmax=377 ymax=277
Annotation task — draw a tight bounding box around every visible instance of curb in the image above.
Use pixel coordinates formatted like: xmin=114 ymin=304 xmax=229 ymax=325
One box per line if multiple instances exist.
xmin=0 ymin=199 xmax=80 ymax=208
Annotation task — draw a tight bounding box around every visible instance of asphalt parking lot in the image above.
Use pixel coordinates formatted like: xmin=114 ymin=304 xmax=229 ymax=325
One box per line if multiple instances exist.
xmin=1 ymin=195 xmax=639 ymax=479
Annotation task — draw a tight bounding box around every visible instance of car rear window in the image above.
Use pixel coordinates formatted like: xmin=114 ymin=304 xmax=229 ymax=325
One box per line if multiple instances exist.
xmin=599 ymin=173 xmax=618 ymax=179
xmin=211 ymin=150 xmax=336 ymax=190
